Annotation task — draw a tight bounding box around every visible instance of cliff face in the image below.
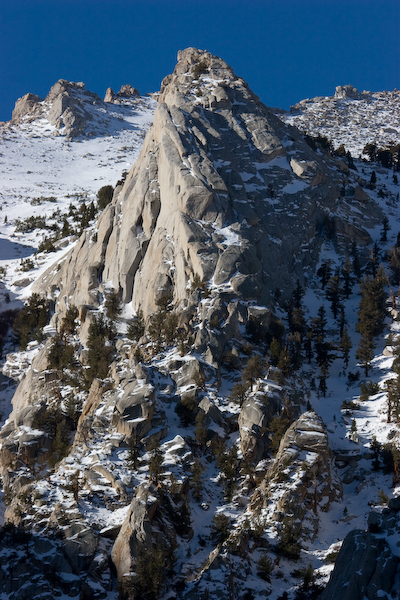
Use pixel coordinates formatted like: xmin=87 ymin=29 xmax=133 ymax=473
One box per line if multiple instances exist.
xmin=35 ymin=47 xmax=381 ymax=323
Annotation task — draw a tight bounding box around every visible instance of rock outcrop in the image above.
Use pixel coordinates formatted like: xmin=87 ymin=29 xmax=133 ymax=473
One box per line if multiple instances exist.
xmin=238 ymin=384 xmax=281 ymax=462
xmin=9 ymin=78 xmax=142 ymax=139
xmin=35 ymin=48 xmax=382 ymax=329
xmin=252 ymin=412 xmax=342 ymax=540
xmin=11 ymin=93 xmax=43 ymax=122
xmin=104 ymin=84 xmax=140 ymax=104
xmin=320 ymin=529 xmax=398 ymax=600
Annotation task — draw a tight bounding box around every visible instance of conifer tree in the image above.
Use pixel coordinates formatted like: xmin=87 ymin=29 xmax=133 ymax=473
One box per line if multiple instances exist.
xmin=242 ymin=355 xmax=265 ymax=391
xmin=269 ymin=337 xmax=282 ymax=366
xmin=356 ymin=267 xmax=387 ymax=341
xmin=317 ymin=262 xmax=332 ymax=291
xmin=341 ymin=258 xmax=354 ymax=299
xmin=127 ymin=309 xmax=145 ymax=341
xmin=381 ymin=216 xmax=390 ymax=243
xmin=351 ymin=241 xmax=361 ymax=278
xmin=105 ymin=289 xmax=122 ymax=321
xmin=326 ymin=269 xmax=342 ymax=319
xmin=148 ymin=440 xmax=164 ymax=483
xmin=87 ymin=313 xmax=113 ymax=382
xmin=356 ymin=335 xmax=374 ymax=377
xmin=339 ymin=327 xmax=352 ymax=368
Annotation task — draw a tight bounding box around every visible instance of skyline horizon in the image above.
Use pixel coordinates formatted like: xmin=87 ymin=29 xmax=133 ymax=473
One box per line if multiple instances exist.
xmin=1 ymin=1 xmax=399 ymax=122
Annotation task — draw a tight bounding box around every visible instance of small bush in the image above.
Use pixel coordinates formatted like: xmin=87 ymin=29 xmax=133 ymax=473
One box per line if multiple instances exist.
xmin=257 ymin=552 xmax=273 ymax=582
xmin=277 ymin=516 xmax=302 ymax=559
xmin=192 ymin=61 xmax=208 ymax=80
xmin=211 ymin=513 xmax=231 ymax=545
xmin=97 ymin=185 xmax=114 ymax=210
xmin=20 ymin=257 xmax=35 ymax=271
xmin=12 ymin=293 xmax=50 ymax=349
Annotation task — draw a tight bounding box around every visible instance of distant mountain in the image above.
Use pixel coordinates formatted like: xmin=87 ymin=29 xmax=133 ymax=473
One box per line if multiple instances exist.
xmin=0 ymin=50 xmax=399 ymax=600
xmin=278 ymin=84 xmax=400 ymax=158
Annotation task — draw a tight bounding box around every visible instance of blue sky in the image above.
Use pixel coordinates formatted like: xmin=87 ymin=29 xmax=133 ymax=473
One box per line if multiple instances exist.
xmin=0 ymin=0 xmax=399 ymax=121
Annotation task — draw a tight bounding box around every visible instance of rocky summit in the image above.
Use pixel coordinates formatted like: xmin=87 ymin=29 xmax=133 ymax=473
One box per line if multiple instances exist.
xmin=0 ymin=48 xmax=400 ymax=600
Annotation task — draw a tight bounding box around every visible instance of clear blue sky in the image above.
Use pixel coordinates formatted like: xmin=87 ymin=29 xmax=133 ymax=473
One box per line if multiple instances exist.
xmin=1 ymin=0 xmax=399 ymax=122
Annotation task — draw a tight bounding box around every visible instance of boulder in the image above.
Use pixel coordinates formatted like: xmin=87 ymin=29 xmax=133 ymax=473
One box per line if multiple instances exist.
xmin=320 ymin=529 xmax=398 ymax=600
xmin=11 ymin=93 xmax=43 ymax=122
xmin=111 ymin=484 xmax=158 ymax=580
xmin=239 ymin=392 xmax=280 ymax=462
xmin=256 ymin=412 xmax=342 ymax=539
xmin=334 ymin=85 xmax=363 ymax=100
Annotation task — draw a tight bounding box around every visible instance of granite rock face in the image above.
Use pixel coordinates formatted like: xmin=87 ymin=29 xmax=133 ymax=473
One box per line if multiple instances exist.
xmin=252 ymin=412 xmax=342 ymax=540
xmin=35 ymin=48 xmax=382 ymax=327
xmin=320 ymin=529 xmax=398 ymax=600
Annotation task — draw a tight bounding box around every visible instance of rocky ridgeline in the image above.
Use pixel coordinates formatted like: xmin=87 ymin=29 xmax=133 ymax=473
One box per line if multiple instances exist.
xmin=0 ymin=49 xmax=397 ymax=599
xmin=10 ymin=79 xmax=143 ymax=139
xmin=279 ymin=85 xmax=400 ymax=157
xmin=35 ymin=48 xmax=381 ymax=321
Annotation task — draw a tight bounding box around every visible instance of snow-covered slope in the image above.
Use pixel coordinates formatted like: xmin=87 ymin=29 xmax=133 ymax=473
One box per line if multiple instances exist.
xmin=0 ymin=86 xmax=156 ymax=299
xmin=278 ymin=85 xmax=400 ymax=158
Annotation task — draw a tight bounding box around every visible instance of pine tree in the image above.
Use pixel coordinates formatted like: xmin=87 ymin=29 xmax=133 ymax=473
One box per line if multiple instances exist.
xmin=351 ymin=240 xmax=361 ymax=278
xmin=86 ymin=313 xmax=113 ymax=382
xmin=326 ymin=270 xmax=342 ymax=319
xmin=381 ymin=216 xmax=390 ymax=242
xmin=356 ymin=268 xmax=387 ymax=341
xmin=356 ymin=335 xmax=374 ymax=377
xmin=317 ymin=262 xmax=332 ymax=290
xmin=370 ymin=436 xmax=381 ymax=470
xmin=339 ymin=327 xmax=352 ymax=368
xmin=148 ymin=440 xmax=164 ymax=483
xmin=269 ymin=337 xmax=282 ymax=366
xmin=127 ymin=309 xmax=145 ymax=341
xmin=242 ymin=355 xmax=265 ymax=391
xmin=366 ymin=243 xmax=380 ymax=278
xmin=341 ymin=258 xmax=353 ymax=299
xmin=369 ymin=170 xmax=377 ymax=189
xmin=292 ymin=279 xmax=304 ymax=309
xmin=105 ymin=289 xmax=122 ymax=321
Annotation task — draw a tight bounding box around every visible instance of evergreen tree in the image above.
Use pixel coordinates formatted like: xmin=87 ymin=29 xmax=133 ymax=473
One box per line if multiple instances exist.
xmin=277 ymin=348 xmax=291 ymax=381
xmin=229 ymin=382 xmax=248 ymax=406
xmin=389 ymin=245 xmax=400 ymax=285
xmin=311 ymin=305 xmax=327 ymax=341
xmin=366 ymin=243 xmax=380 ymax=278
xmin=318 ymin=364 xmax=328 ymax=398
xmin=356 ymin=268 xmax=387 ymax=341
xmin=61 ymin=305 xmax=79 ymax=335
xmin=127 ymin=309 xmax=145 ymax=341
xmin=339 ymin=327 xmax=352 ymax=368
xmin=148 ymin=440 xmax=164 ymax=483
xmin=317 ymin=262 xmax=332 ymax=291
xmin=303 ymin=328 xmax=313 ymax=364
xmin=291 ymin=306 xmax=306 ymax=339
xmin=326 ymin=270 xmax=342 ymax=319
xmin=127 ymin=437 xmax=141 ymax=470
xmin=242 ymin=355 xmax=265 ymax=391
xmin=288 ymin=331 xmax=302 ymax=370
xmin=47 ymin=333 xmax=75 ymax=373
xmin=12 ymin=293 xmax=50 ymax=349
xmin=341 ymin=258 xmax=354 ymax=299
xmin=292 ymin=279 xmax=304 ymax=309
xmin=351 ymin=240 xmax=361 ymax=278
xmin=381 ymin=216 xmax=390 ymax=242
xmin=105 ymin=289 xmax=122 ymax=321
xmin=269 ymin=337 xmax=282 ymax=366
xmin=356 ymin=335 xmax=374 ymax=377
xmin=370 ymin=436 xmax=381 ymax=470
xmin=86 ymin=313 xmax=113 ymax=382
xmin=369 ymin=170 xmax=377 ymax=189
